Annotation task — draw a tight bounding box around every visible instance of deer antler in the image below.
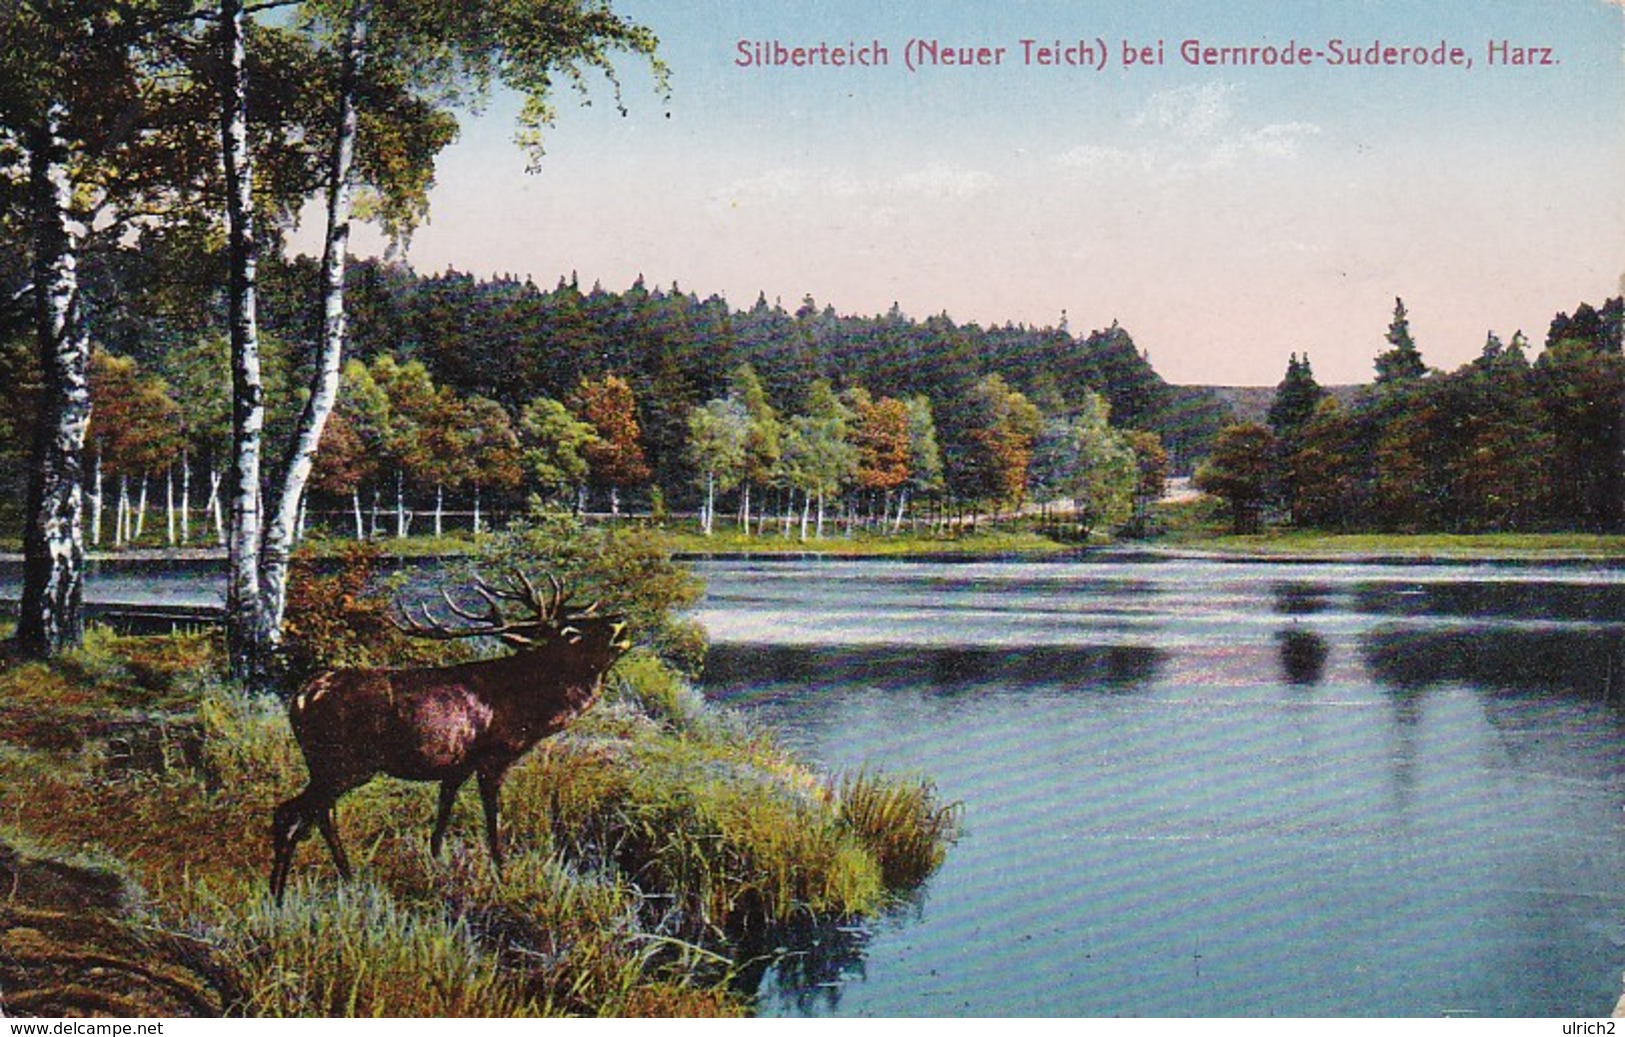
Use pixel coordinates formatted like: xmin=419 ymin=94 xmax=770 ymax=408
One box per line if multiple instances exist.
xmin=390 ymin=571 xmax=573 ymax=646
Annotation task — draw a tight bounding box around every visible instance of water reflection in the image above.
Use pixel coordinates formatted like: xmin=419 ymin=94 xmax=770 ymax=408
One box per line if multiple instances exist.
xmin=734 ymin=916 xmax=880 ymax=1015
xmin=705 ymin=643 xmax=1167 ymax=694
xmin=1276 ymin=627 xmax=1329 ymax=685
xmin=1272 ymin=582 xmax=1335 ymax=616
xmin=1353 ymin=581 xmax=1625 ymax=624
xmin=1361 ymin=626 xmax=1625 ymax=698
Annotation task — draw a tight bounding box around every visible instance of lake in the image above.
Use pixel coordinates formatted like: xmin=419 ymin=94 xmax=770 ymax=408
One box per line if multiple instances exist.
xmin=3 ymin=551 xmax=1624 ymax=1016
xmin=693 ymin=555 xmax=1625 ymax=1017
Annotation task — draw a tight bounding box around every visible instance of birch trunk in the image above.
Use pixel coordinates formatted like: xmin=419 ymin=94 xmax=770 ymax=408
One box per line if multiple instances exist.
xmin=15 ymin=104 xmax=90 ymax=657
xmin=395 ymin=471 xmax=407 ymax=538
xmin=134 ymin=476 xmax=148 ymax=542
xmin=208 ymin=468 xmax=225 ymax=547
xmin=116 ymin=476 xmax=128 ymax=546
xmin=703 ymin=471 xmax=715 ymax=536
xmin=91 ymin=455 xmax=102 ymax=548
xmin=180 ymin=454 xmax=191 ymax=545
xmin=352 ymin=489 xmax=364 ymax=540
xmin=259 ymin=4 xmax=369 ymax=643
xmin=221 ymin=0 xmax=272 ymax=683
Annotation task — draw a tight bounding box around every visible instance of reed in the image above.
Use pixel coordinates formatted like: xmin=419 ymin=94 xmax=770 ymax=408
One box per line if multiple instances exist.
xmin=834 ymin=769 xmax=964 ymax=890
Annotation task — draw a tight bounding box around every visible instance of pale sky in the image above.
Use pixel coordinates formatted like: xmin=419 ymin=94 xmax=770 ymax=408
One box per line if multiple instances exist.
xmin=324 ymin=1 xmax=1625 ymax=386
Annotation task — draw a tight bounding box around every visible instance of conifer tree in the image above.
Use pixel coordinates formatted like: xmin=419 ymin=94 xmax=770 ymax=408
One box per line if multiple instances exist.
xmin=1374 ymin=297 xmax=1427 ymax=384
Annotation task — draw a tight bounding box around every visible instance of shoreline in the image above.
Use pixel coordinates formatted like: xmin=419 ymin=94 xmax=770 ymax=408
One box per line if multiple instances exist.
xmin=3 ymin=542 xmax=1625 ymax=569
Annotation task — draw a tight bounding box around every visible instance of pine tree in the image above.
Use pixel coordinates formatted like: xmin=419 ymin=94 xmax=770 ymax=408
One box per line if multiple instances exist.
xmin=1374 ymin=297 xmax=1427 ymax=384
xmin=1267 ymin=353 xmax=1326 ymax=443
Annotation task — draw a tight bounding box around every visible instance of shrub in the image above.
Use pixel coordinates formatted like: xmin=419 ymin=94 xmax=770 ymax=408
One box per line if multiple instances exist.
xmin=474 ymin=507 xmax=707 ymax=676
xmin=281 ymin=541 xmax=471 ymax=683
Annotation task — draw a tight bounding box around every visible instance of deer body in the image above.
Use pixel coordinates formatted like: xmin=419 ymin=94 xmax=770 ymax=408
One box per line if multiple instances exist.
xmin=269 ymin=574 xmax=628 ymax=903
xmin=291 ymin=650 xmax=601 ymax=782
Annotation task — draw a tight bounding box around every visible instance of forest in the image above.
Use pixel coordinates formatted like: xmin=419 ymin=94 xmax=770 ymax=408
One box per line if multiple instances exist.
xmin=1197 ymin=296 xmax=1625 ymax=536
xmin=0 ymin=253 xmax=1226 ymax=548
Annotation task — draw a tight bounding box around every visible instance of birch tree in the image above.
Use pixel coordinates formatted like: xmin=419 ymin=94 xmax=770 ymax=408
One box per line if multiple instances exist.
xmin=781 ymin=380 xmax=853 ymax=540
xmin=686 ymin=398 xmax=747 ymax=537
xmin=728 ymin=364 xmax=780 ymax=536
xmin=571 ymin=374 xmax=649 ymax=518
xmin=222 ymin=0 xmax=666 ymax=684
xmin=0 ymin=1 xmax=197 ymax=655
xmin=519 ymin=396 xmax=598 ymax=506
xmin=460 ymin=394 xmax=522 ymax=534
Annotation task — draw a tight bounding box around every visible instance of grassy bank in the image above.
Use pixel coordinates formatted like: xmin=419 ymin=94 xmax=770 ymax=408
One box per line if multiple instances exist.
xmin=1147 ymin=498 xmax=1625 ymax=559
xmin=663 ymin=525 xmax=1086 ymax=557
xmin=24 ymin=495 xmax=1623 ymax=567
xmin=0 ymin=629 xmax=959 ymax=1017
xmin=0 ymin=526 xmax=1082 ymax=562
xmin=1172 ymin=530 xmax=1625 ymax=559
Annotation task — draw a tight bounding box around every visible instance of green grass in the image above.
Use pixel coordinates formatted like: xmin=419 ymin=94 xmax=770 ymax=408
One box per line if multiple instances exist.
xmin=1170 ymin=529 xmax=1625 ymax=558
xmin=0 ymin=628 xmax=960 ymax=1018
xmin=662 ymin=525 xmax=1079 ymax=557
xmin=1148 ymin=497 xmax=1625 ymax=558
xmin=291 ymin=530 xmax=484 ymax=559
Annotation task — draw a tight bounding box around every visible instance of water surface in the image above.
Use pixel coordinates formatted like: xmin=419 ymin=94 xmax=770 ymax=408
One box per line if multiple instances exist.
xmin=4 ymin=552 xmax=1624 ymax=1016
xmin=695 ymin=557 xmax=1625 ymax=1017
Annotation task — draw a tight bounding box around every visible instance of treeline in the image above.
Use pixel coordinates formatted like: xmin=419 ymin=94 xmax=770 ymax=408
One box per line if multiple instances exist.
xmin=1198 ymin=296 xmax=1625 ymax=534
xmin=0 ymin=317 xmax=1170 ymax=544
xmin=296 ymin=262 xmax=1226 ymax=479
xmin=0 ymin=256 xmax=1218 ymax=540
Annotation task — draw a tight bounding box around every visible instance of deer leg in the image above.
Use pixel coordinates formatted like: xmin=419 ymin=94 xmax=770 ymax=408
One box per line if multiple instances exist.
xmin=476 ymin=769 xmax=506 ymax=872
xmin=270 ymin=800 xmax=306 ymax=905
xmin=430 ymin=778 xmax=465 ymax=859
xmin=272 ymin=785 xmax=353 ymax=903
xmin=317 ymin=805 xmax=352 ymax=880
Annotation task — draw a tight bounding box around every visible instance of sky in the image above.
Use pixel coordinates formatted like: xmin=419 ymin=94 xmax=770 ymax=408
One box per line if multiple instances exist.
xmin=325 ymin=1 xmax=1625 ymax=386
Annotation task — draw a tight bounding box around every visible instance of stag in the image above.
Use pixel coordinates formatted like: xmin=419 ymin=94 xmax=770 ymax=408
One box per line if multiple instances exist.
xmin=270 ymin=571 xmax=630 ymax=903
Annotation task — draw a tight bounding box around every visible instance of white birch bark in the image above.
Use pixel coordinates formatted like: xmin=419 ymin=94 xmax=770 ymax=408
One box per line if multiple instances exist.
xmin=91 ymin=455 xmax=102 ymax=547
xmin=221 ymin=0 xmax=270 ymax=681
xmin=15 ymin=102 xmax=90 ymax=655
xmin=259 ymin=4 xmax=369 ymax=640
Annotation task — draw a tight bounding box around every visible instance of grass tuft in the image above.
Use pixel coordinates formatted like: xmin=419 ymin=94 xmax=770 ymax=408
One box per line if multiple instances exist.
xmin=221 ymin=882 xmax=540 ymax=1017
xmin=834 ymin=770 xmax=964 ymax=890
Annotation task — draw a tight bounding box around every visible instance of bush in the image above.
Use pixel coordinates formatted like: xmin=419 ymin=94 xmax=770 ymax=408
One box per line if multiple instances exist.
xmin=473 ymin=507 xmax=707 ymax=676
xmin=281 ymin=541 xmax=472 ymax=683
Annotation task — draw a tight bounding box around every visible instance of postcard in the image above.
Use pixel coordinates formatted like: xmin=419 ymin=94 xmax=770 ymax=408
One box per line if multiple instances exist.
xmin=1 ymin=0 xmax=1623 ymax=1024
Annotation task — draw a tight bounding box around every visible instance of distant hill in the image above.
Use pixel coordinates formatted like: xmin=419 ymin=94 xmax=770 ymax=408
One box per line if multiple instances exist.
xmin=1195 ymin=385 xmax=1364 ymax=426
